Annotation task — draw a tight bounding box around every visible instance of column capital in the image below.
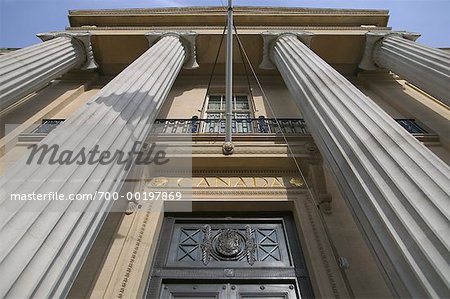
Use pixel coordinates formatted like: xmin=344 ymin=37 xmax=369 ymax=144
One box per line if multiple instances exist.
xmin=259 ymin=31 xmax=314 ymax=70
xmin=145 ymin=31 xmax=199 ymax=69
xmin=37 ymin=31 xmax=98 ymax=70
xmin=1 ymin=32 xmax=96 ymax=109
xmin=359 ymin=31 xmax=421 ymax=70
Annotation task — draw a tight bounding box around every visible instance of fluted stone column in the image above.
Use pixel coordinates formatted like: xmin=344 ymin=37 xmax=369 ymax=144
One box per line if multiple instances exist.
xmin=0 ymin=32 xmax=97 ymax=111
xmin=360 ymin=32 xmax=450 ymax=106
xmin=261 ymin=32 xmax=450 ymax=298
xmin=0 ymin=32 xmax=197 ymax=298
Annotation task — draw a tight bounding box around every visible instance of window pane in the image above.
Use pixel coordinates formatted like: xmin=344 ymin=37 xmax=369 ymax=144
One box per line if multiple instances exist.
xmin=235 ymin=96 xmax=249 ymax=110
xmin=207 ymin=96 xmax=222 ymax=110
xmin=235 ymin=113 xmax=250 ymax=119
xmin=206 ymin=113 xmax=220 ymax=119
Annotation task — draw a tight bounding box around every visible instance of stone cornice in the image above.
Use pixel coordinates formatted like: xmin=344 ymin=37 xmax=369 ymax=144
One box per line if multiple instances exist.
xmin=36 ymin=31 xmax=98 ymax=70
xmin=66 ymin=26 xmax=392 ymax=31
xmin=260 ymin=31 xmax=314 ymax=70
xmin=68 ymin=6 xmax=389 ymax=28
xmin=69 ymin=6 xmax=389 ymax=16
xmin=359 ymin=31 xmax=421 ymax=70
xmin=145 ymin=31 xmax=199 ymax=69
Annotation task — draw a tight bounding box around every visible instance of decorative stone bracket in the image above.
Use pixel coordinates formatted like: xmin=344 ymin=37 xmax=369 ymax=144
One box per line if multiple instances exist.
xmin=145 ymin=31 xmax=199 ymax=69
xmin=359 ymin=31 xmax=421 ymax=70
xmin=37 ymin=31 xmax=99 ymax=70
xmin=260 ymin=31 xmax=314 ymax=70
xmin=318 ymin=194 xmax=332 ymax=214
xmin=308 ymin=162 xmax=333 ymax=214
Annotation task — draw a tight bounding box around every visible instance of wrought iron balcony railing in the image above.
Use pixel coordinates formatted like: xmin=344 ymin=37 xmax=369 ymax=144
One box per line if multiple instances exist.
xmin=395 ymin=119 xmax=428 ymax=134
xmin=153 ymin=117 xmax=308 ymax=134
xmin=30 ymin=119 xmax=65 ymax=134
xmin=26 ymin=118 xmax=430 ymax=136
xmin=153 ymin=117 xmax=429 ymax=135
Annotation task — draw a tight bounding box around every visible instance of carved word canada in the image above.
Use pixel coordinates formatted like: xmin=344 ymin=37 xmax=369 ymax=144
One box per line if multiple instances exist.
xmin=147 ymin=176 xmax=305 ymax=188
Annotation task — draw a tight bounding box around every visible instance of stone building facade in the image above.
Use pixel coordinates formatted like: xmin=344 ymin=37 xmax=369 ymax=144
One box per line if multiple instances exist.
xmin=0 ymin=6 xmax=449 ymax=299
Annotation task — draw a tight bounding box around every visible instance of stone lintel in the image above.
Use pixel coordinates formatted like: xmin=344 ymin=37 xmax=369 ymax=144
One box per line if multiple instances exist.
xmin=359 ymin=31 xmax=421 ymax=70
xmin=260 ymin=31 xmax=314 ymax=70
xmin=145 ymin=31 xmax=199 ymax=69
xmin=36 ymin=31 xmax=99 ymax=70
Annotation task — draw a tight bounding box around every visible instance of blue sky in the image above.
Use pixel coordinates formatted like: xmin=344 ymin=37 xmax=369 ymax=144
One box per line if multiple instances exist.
xmin=1 ymin=0 xmax=449 ymax=48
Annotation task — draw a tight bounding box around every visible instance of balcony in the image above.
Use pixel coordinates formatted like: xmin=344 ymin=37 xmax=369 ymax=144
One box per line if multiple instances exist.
xmin=153 ymin=117 xmax=308 ymax=135
xmin=17 ymin=118 xmax=438 ymax=144
xmin=395 ymin=119 xmax=428 ymax=134
xmin=30 ymin=119 xmax=65 ymax=134
xmin=153 ymin=117 xmax=431 ymax=135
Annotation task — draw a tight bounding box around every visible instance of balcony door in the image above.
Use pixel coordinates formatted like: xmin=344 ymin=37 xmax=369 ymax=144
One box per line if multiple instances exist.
xmin=204 ymin=95 xmax=253 ymax=133
xmin=145 ymin=214 xmax=313 ymax=298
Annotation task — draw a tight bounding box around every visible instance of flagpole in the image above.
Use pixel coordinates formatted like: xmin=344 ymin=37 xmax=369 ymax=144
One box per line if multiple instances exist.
xmin=222 ymin=0 xmax=234 ymax=155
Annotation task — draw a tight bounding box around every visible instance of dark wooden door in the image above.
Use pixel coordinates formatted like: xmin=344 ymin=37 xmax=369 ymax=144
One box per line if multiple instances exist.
xmin=145 ymin=214 xmax=313 ymax=298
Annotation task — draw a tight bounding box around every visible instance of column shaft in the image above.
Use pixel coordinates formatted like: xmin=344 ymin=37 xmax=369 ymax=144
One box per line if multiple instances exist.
xmin=375 ymin=35 xmax=450 ymax=106
xmin=0 ymin=35 xmax=186 ymax=298
xmin=0 ymin=36 xmax=85 ymax=110
xmin=271 ymin=34 xmax=450 ymax=298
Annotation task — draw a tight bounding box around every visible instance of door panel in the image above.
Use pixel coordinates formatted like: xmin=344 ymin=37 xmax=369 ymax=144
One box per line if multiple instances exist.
xmin=161 ymin=284 xmax=297 ymax=299
xmin=232 ymin=284 xmax=297 ymax=298
xmin=160 ymin=284 xmax=226 ymax=299
xmin=167 ymin=222 xmax=290 ymax=268
xmin=146 ymin=215 xmax=313 ymax=299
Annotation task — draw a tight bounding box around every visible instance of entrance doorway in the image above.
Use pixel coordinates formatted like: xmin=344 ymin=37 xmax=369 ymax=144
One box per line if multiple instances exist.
xmin=145 ymin=214 xmax=313 ymax=298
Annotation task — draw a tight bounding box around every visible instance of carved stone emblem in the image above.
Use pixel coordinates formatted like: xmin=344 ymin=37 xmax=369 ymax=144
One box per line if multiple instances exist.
xmin=200 ymin=225 xmax=256 ymax=265
xmin=148 ymin=177 xmax=169 ymax=187
xmin=289 ymin=177 xmax=304 ymax=187
xmin=216 ymin=229 xmax=242 ymax=257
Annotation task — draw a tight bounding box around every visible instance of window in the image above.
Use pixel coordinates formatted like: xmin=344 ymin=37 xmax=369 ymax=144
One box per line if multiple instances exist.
xmin=204 ymin=95 xmax=252 ymax=133
xmin=31 ymin=119 xmax=65 ymax=134
xmin=395 ymin=119 xmax=428 ymax=134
